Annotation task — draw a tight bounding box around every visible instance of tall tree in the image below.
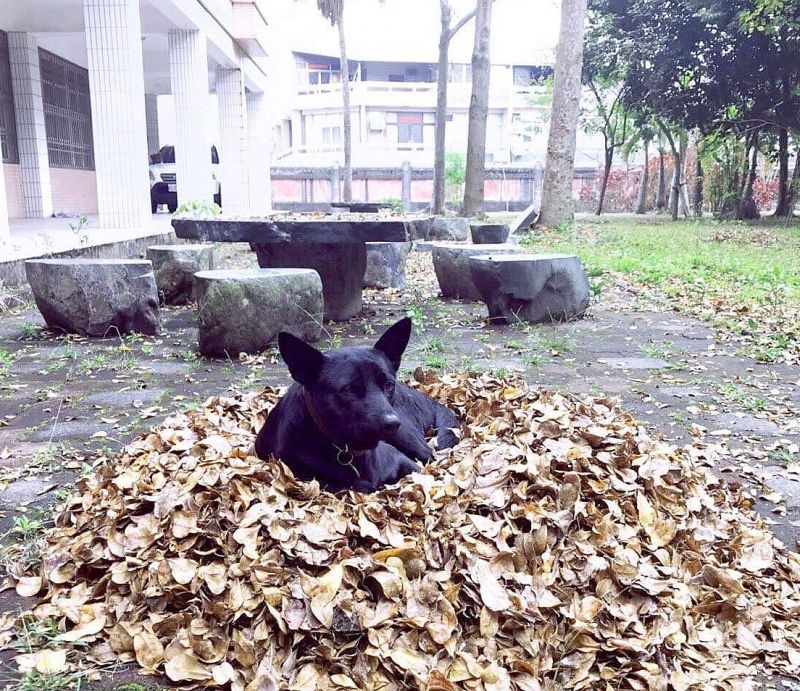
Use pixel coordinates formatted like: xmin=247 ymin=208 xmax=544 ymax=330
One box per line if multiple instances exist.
xmin=589 ymin=0 xmax=800 ymax=219
xmin=316 ymin=0 xmax=353 ymax=201
xmin=634 ymin=133 xmax=651 ymax=214
xmin=462 ymin=0 xmax=494 ymax=217
xmin=433 ymin=2 xmax=476 ymax=215
xmin=539 ymin=0 xmax=588 ymax=227
xmin=583 ymin=81 xmax=629 ymax=214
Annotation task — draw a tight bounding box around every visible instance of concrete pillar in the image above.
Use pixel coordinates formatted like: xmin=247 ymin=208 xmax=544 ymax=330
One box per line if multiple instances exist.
xmin=169 ymin=29 xmax=212 ymax=205
xmin=290 ymin=112 xmax=302 ymax=150
xmin=401 ymin=160 xmax=412 ymax=211
xmin=216 ymin=67 xmax=249 ymax=215
xmin=359 ymin=104 xmax=367 ymax=145
xmin=0 ymin=162 xmax=9 ymax=240
xmin=7 ymin=32 xmax=53 ymax=218
xmin=83 ymin=0 xmax=151 ymax=230
xmin=246 ymin=90 xmax=271 ymax=214
xmin=145 ymin=93 xmax=159 ymax=155
xmin=331 ymin=163 xmax=340 ymax=203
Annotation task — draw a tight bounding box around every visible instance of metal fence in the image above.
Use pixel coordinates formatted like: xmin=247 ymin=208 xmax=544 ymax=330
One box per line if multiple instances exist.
xmin=39 ymin=48 xmax=94 ymax=170
xmin=0 ymin=31 xmax=18 ymax=164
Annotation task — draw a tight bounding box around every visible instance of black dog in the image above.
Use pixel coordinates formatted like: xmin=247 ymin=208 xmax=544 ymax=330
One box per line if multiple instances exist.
xmin=255 ymin=318 xmax=458 ymax=493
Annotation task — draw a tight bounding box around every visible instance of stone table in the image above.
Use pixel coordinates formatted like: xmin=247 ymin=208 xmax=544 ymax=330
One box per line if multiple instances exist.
xmin=172 ymin=215 xmax=424 ymax=321
xmin=330 ymin=202 xmax=393 ymax=213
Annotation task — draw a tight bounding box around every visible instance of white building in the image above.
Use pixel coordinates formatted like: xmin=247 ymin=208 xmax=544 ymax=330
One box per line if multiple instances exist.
xmin=0 ymin=0 xmax=273 ymax=241
xmin=264 ymin=0 xmax=607 ymax=171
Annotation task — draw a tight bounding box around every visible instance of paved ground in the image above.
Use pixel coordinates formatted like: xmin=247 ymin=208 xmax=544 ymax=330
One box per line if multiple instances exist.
xmin=2 ymin=212 xmax=173 ymax=262
xmin=0 ymin=246 xmax=798 ymax=688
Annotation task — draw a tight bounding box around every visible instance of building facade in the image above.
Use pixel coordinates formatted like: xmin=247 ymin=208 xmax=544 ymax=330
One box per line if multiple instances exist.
xmin=275 ymin=52 xmax=552 ymax=168
xmin=0 ymin=0 xmax=272 ymax=240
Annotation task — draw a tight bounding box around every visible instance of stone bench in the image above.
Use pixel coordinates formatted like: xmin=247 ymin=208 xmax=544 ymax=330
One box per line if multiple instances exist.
xmin=364 ymin=242 xmax=412 ymax=289
xmin=470 ymin=222 xmax=510 ymax=244
xmin=194 ymin=268 xmax=323 ymax=357
xmin=146 ymin=244 xmax=214 ymax=305
xmin=25 ymin=258 xmax=160 ymax=336
xmin=431 ymin=242 xmax=528 ymax=300
xmin=469 ymin=253 xmax=591 ymax=324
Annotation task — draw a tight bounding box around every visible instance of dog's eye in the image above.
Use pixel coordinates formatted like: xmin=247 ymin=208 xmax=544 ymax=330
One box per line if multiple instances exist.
xmin=383 ymin=380 xmax=395 ymax=395
xmin=338 ymin=385 xmax=352 ymax=396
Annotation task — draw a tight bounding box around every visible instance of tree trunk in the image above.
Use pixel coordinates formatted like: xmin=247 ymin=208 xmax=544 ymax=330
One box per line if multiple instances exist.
xmin=596 ymin=145 xmax=612 ymax=215
xmin=678 ymin=132 xmax=690 ymax=218
xmin=538 ymin=0 xmax=588 ymax=227
xmin=693 ymin=149 xmax=703 ymax=217
xmin=774 ymin=126 xmax=791 ymax=216
xmin=655 ymin=140 xmax=667 ymax=210
xmin=635 ymin=138 xmax=649 ymax=214
xmin=787 ymin=146 xmax=800 ymax=214
xmin=658 ymin=124 xmax=680 ymax=221
xmin=336 ymin=7 xmax=353 ymax=202
xmin=433 ymin=0 xmax=452 ymax=215
xmin=462 ymin=0 xmax=493 ymax=217
xmin=739 ymin=133 xmax=760 ymax=220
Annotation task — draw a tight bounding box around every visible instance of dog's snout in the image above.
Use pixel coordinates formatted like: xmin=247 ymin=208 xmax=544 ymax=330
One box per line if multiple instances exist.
xmin=381 ymin=414 xmax=401 ymax=435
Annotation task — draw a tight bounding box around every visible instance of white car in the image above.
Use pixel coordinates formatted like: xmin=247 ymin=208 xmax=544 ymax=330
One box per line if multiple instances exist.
xmin=149 ymin=145 xmax=222 ymax=213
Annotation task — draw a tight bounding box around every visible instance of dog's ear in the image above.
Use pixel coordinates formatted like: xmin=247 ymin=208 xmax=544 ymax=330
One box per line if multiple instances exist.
xmin=373 ymin=317 xmax=412 ymax=371
xmin=278 ymin=332 xmax=324 ymax=386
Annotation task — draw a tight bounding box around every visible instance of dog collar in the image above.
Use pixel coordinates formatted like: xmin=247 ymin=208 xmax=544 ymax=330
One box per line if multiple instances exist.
xmin=302 ymin=388 xmax=368 ymax=476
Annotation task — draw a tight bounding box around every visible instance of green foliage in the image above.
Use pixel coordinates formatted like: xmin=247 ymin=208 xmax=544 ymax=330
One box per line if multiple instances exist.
xmin=19 ymin=323 xmax=43 ymax=340
xmin=444 ymin=152 xmax=466 ymax=199
xmin=174 ymin=200 xmax=221 ymax=218
xmin=68 ymin=216 xmax=90 ymax=246
xmin=378 ymin=198 xmax=403 ymax=212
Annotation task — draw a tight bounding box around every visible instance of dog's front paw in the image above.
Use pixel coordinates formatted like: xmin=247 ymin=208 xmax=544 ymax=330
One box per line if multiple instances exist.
xmin=389 ymin=457 xmax=421 ymax=485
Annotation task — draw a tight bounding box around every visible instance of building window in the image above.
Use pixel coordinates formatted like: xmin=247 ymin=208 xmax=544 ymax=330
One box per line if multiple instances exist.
xmin=448 ymin=63 xmax=472 ymax=83
xmin=397 ymin=112 xmax=423 ymax=144
xmin=0 ymin=31 xmax=19 ymax=164
xmin=322 ymin=126 xmax=341 ymax=146
xmin=39 ymin=48 xmax=94 ymax=170
xmin=513 ymin=65 xmax=552 ymax=86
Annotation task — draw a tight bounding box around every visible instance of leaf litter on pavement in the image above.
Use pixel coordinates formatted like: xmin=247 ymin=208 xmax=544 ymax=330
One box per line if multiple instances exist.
xmin=1 ymin=371 xmax=799 ymax=690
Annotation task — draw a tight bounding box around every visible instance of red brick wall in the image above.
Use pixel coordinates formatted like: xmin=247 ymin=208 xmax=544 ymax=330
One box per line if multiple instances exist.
xmin=50 ymin=167 xmax=98 ymax=215
xmin=3 ymin=164 xmax=24 ymax=219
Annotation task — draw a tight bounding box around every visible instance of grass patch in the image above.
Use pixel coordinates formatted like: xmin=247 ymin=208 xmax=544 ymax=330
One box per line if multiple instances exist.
xmin=523 ymin=214 xmax=800 ymax=362
xmin=524 ymin=215 xmax=800 ymax=300
xmin=0 ymin=347 xmax=17 ymax=376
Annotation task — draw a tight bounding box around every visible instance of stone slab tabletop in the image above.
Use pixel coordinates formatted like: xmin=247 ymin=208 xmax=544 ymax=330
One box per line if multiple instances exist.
xmin=172 ymin=215 xmax=427 ymax=244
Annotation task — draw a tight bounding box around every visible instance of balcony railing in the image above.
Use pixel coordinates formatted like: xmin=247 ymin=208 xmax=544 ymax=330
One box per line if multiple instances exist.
xmin=297 ymin=81 xmax=444 ymax=97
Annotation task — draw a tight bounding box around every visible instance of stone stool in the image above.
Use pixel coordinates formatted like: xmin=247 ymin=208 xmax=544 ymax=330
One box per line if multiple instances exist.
xmin=431 ymin=242 xmax=527 ymax=300
xmin=146 ymin=244 xmax=214 ymax=304
xmin=25 ymin=258 xmax=160 ymax=336
xmin=470 ymin=222 xmax=510 ymax=244
xmin=429 ymin=217 xmax=469 ymax=241
xmin=194 ymin=268 xmax=323 ymax=357
xmin=364 ymin=242 xmax=412 ymax=289
xmin=469 ymin=253 xmax=591 ymax=324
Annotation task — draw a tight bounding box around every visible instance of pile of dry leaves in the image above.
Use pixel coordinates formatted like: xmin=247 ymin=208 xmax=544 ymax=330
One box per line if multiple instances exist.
xmin=3 ymin=372 xmax=800 ymax=690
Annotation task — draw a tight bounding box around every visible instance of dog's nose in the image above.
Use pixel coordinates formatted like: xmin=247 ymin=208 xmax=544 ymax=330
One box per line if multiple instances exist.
xmin=381 ymin=414 xmax=401 ymax=435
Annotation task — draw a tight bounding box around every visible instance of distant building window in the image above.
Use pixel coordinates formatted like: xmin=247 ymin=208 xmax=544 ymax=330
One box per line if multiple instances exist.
xmin=397 ymin=112 xmax=423 ymax=144
xmin=322 ymin=126 xmax=341 ymax=146
xmin=448 ymin=63 xmax=472 ymax=83
xmin=0 ymin=31 xmax=19 ymax=164
xmin=39 ymin=48 xmax=94 ymax=170
xmin=513 ymin=65 xmax=552 ymax=86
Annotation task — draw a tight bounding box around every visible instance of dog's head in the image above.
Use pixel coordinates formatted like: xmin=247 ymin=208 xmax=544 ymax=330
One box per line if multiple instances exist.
xmin=277 ymin=317 xmax=412 ymax=450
